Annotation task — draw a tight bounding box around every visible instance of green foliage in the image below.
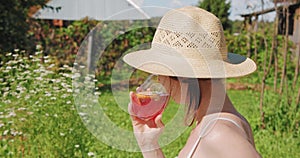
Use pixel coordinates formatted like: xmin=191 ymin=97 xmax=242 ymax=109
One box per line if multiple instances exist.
xmin=226 ymin=21 xmax=297 ymax=86
xmin=0 ymin=51 xmax=190 ymax=157
xmin=0 ymin=47 xmax=299 ymax=157
xmin=198 ymin=0 xmax=231 ymax=30
xmin=29 ymin=19 xmax=157 ymax=81
xmin=230 ymin=20 xmax=245 ymax=33
xmin=0 ymin=6 xmax=299 ymax=156
xmin=225 ymin=21 xmax=299 ymax=157
xmin=0 ymin=0 xmax=47 ymax=52
xmin=229 ymin=90 xmax=299 ymax=158
xmin=30 ymin=19 xmax=98 ymax=67
xmin=96 ymin=20 xmax=155 ymax=80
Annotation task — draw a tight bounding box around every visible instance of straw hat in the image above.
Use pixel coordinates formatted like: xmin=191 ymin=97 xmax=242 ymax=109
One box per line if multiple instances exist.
xmin=123 ymin=6 xmax=256 ymax=78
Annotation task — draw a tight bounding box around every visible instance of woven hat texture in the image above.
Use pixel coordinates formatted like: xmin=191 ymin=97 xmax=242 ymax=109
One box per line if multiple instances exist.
xmin=123 ymin=6 xmax=256 ymax=78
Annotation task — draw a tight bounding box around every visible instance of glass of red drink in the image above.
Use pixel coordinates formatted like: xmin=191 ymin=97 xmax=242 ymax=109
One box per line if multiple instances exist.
xmin=130 ymin=75 xmax=170 ymax=120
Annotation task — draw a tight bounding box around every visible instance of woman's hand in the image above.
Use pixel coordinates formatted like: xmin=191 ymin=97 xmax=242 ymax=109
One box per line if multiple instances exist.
xmin=128 ymin=92 xmax=165 ymax=152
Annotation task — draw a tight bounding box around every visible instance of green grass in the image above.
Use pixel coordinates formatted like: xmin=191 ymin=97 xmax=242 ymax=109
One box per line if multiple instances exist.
xmin=228 ymin=90 xmax=299 ymax=158
xmin=0 ymin=52 xmax=299 ymax=157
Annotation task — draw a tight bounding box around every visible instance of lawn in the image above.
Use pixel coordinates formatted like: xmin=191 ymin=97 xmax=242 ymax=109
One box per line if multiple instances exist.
xmin=0 ymin=52 xmax=299 ymax=157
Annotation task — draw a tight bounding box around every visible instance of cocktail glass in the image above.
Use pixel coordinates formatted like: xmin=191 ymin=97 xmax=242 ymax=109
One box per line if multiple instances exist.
xmin=130 ymin=75 xmax=170 ymax=121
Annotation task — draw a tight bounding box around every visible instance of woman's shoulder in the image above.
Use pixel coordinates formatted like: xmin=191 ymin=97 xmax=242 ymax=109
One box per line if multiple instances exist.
xmin=199 ymin=112 xmax=253 ymax=144
xmin=178 ymin=112 xmax=261 ymax=158
xmin=199 ymin=123 xmax=261 ymax=157
xmin=197 ymin=113 xmax=261 ymax=158
xmin=201 ymin=117 xmax=248 ymax=142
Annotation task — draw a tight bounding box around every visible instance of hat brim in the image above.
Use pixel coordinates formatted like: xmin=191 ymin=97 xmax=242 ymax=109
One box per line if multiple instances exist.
xmin=123 ymin=47 xmax=256 ymax=78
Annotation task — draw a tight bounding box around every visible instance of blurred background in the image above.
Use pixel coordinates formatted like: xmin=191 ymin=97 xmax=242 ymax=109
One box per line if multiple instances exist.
xmin=0 ymin=0 xmax=299 ymax=157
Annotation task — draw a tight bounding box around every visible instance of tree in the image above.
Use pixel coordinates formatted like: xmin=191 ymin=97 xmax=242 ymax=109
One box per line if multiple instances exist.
xmin=0 ymin=0 xmax=47 ymax=52
xmin=198 ymin=0 xmax=231 ymax=30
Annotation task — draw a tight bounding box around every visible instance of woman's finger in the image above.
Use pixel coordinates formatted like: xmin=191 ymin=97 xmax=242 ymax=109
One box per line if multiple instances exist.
xmin=128 ymin=104 xmax=145 ymax=124
xmin=128 ymin=101 xmax=133 ymax=114
xmin=154 ymin=114 xmax=164 ymax=128
xmin=136 ymin=87 xmax=141 ymax=92
xmin=129 ymin=91 xmax=133 ymax=104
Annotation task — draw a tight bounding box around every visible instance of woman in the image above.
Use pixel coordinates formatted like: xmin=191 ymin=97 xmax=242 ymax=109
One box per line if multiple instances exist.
xmin=123 ymin=6 xmax=261 ymax=158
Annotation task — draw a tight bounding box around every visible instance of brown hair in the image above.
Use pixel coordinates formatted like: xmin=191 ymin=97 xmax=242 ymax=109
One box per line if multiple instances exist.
xmin=170 ymin=77 xmax=201 ymax=126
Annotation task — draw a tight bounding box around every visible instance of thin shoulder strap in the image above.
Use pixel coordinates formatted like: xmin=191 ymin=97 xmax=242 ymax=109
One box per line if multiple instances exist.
xmin=186 ymin=117 xmax=242 ymax=158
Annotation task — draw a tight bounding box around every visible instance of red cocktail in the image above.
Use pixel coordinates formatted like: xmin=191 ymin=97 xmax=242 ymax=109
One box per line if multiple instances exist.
xmin=131 ymin=91 xmax=169 ymax=120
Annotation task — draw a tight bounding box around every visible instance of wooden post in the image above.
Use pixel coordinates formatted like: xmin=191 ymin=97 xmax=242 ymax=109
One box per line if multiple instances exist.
xmin=245 ymin=16 xmax=252 ymax=57
xmin=296 ymin=87 xmax=300 ymax=110
xmin=247 ymin=26 xmax=251 ymax=58
xmin=273 ymin=2 xmax=279 ymax=92
xmin=259 ymin=35 xmax=268 ymax=129
xmin=293 ymin=8 xmax=300 ymax=89
xmin=254 ymin=15 xmax=259 ymax=61
xmin=259 ymin=0 xmax=267 ymax=129
xmin=294 ymin=44 xmax=300 ymax=88
xmin=280 ymin=2 xmax=290 ymax=94
xmin=87 ymin=35 xmax=93 ymax=73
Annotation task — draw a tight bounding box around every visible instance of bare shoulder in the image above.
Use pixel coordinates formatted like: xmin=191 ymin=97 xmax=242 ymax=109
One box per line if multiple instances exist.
xmin=199 ymin=120 xmax=261 ymax=158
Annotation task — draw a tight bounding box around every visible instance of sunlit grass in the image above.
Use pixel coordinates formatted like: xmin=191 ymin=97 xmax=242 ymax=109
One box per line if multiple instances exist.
xmin=0 ymin=51 xmax=299 ymax=157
